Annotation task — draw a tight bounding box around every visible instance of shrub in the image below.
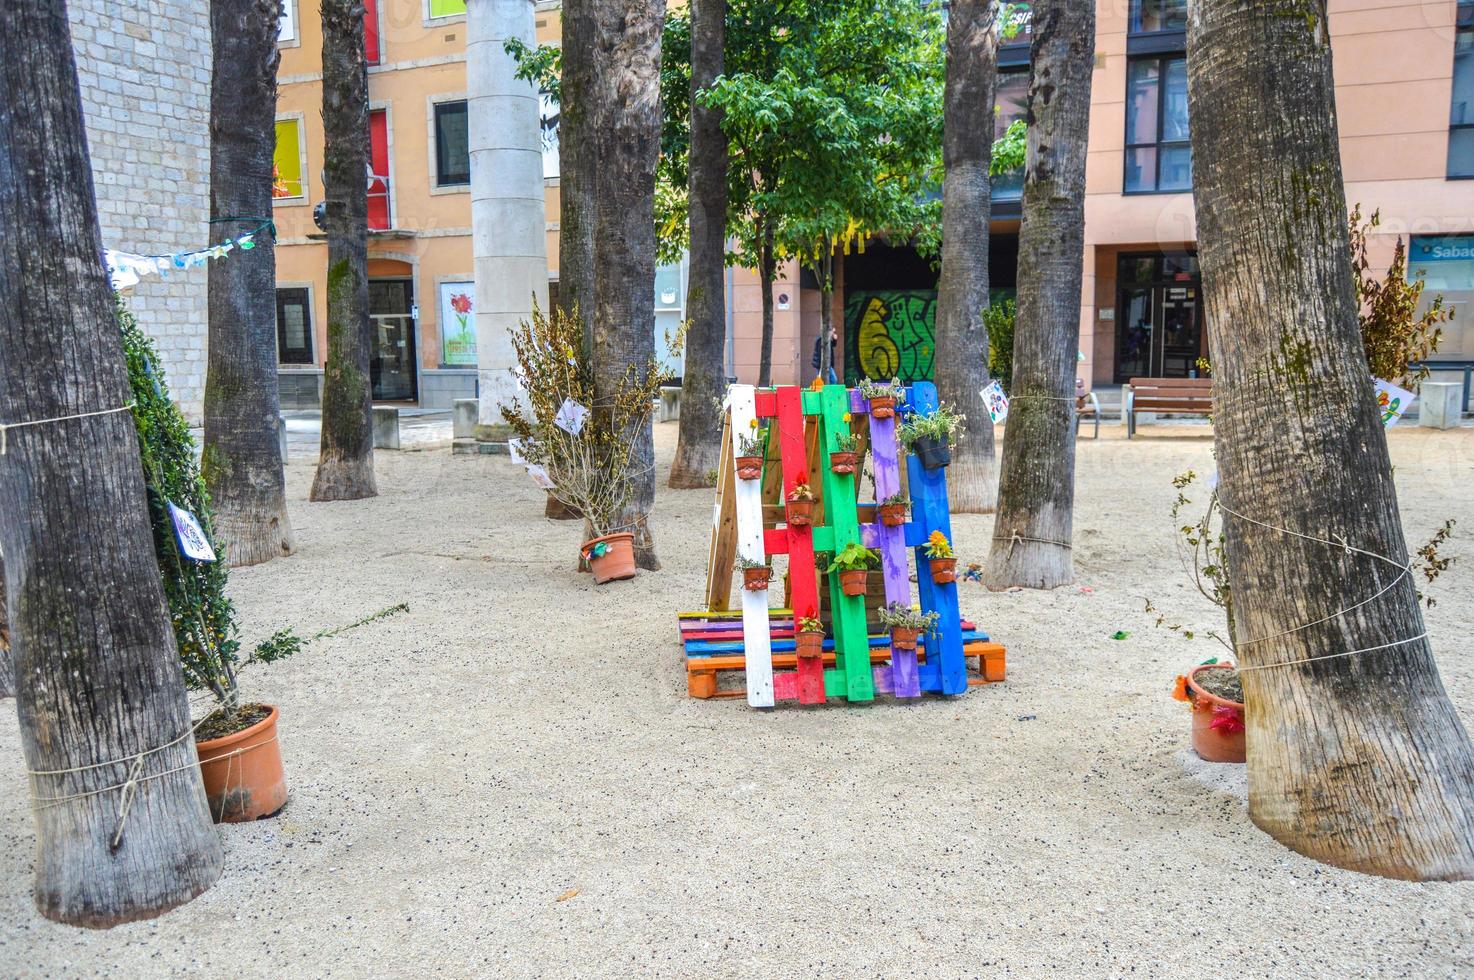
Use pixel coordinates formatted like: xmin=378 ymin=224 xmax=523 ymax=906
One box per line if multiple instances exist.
xmin=984 ymin=298 xmax=1016 ymax=394
xmin=1349 ymin=205 xmax=1450 ymax=384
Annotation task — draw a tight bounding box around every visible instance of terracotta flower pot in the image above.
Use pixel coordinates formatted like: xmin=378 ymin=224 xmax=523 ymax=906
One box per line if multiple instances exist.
xmin=795 ymin=629 xmax=824 ymax=658
xmin=195 ymin=704 xmax=287 ymax=823
xmin=930 ymin=557 xmax=957 ymax=584
xmin=582 ymin=532 xmax=636 ymax=584
xmin=736 ymin=455 xmax=763 ymax=480
xmin=1187 ymin=664 xmax=1246 ymax=763
xmin=743 ymin=566 xmax=772 ymax=592
xmin=891 ymin=627 xmax=920 ymax=651
xmin=878 ymin=502 xmax=907 ymax=527
xmin=869 ymin=395 xmax=896 ymax=419
xmin=787 ymin=498 xmax=815 ymax=527
xmin=830 ymin=451 xmax=858 ymax=475
xmin=838 ymin=568 xmax=868 ymax=597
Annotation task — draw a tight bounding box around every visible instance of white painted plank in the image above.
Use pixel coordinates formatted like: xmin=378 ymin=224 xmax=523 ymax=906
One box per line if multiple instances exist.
xmin=729 ymin=385 xmax=774 ymax=707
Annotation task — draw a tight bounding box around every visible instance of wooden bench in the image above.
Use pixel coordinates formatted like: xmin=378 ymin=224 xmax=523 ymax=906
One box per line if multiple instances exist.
xmin=1124 ymin=377 xmax=1213 ymax=438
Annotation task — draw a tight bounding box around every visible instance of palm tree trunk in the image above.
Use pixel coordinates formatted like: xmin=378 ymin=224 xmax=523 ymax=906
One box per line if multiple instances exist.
xmin=0 ymin=555 xmax=11 ymax=698
xmin=933 ymin=0 xmax=998 ymax=513
xmin=757 ymin=219 xmax=775 ymax=387
xmin=982 ymin=0 xmax=1094 ymax=589
xmin=1188 ymin=0 xmax=1474 ymax=879
xmin=591 ymin=0 xmax=666 ymax=569
xmin=559 ymin=0 xmax=597 ymax=351
xmin=668 ymin=0 xmax=728 ymax=489
xmin=817 ymin=249 xmax=835 ymax=380
xmin=204 ymin=0 xmax=297 ymax=564
xmin=0 ymin=1 xmax=223 ymax=924
xmin=311 ymin=0 xmax=377 ymax=502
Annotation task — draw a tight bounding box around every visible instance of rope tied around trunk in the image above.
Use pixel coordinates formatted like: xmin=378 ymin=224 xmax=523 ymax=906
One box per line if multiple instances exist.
xmin=1215 ymin=499 xmax=1428 ymax=672
xmin=994 ymin=529 xmax=1074 ymax=556
xmin=0 ymin=402 xmax=135 ymax=455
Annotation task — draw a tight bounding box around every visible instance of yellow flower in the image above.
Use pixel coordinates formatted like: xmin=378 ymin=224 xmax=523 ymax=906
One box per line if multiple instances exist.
xmin=842 ymin=412 xmax=852 ymax=423
xmin=748 ymin=418 xmax=758 ymax=429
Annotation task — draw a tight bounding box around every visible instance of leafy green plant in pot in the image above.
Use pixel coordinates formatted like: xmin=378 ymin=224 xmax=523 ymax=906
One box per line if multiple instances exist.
xmin=121 ymin=301 xmax=302 ymax=822
xmin=858 ymin=377 xmax=903 ymax=419
xmin=899 ymin=403 xmax=964 ymax=471
xmin=794 ymin=613 xmax=825 ymax=659
xmin=878 ymin=602 xmax=940 ymax=652
xmin=501 ymin=302 xmax=666 ymax=583
xmin=826 ymin=541 xmax=878 ymax=597
xmin=830 ymin=430 xmax=861 ymax=475
xmin=737 ymin=555 xmax=772 ymax=592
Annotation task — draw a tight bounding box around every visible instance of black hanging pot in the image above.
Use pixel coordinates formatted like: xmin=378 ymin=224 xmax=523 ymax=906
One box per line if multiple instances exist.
xmin=913 ymin=434 xmax=951 ymax=470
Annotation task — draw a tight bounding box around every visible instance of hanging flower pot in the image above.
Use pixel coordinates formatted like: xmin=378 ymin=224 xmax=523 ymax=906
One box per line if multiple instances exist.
xmin=869 ymin=394 xmax=896 ymax=419
xmin=930 ymin=557 xmax=957 ymax=584
xmin=787 ymin=499 xmax=814 ymax=527
xmin=830 ymin=451 xmax=858 ymax=475
xmin=195 ymin=703 xmax=288 ymax=823
xmin=794 ymin=616 xmax=825 ymax=658
xmin=1176 ymin=663 xmax=1246 ymax=763
xmin=890 ymin=626 xmax=920 ymax=651
xmin=912 ymin=434 xmax=951 ymax=470
xmin=877 ymin=500 xmax=908 ymax=527
xmin=742 ymin=565 xmax=772 ymax=592
xmin=581 ymin=532 xmax=637 ymax=584
xmin=838 ymin=568 xmax=868 ymax=597
xmin=736 ymin=455 xmax=763 ymax=480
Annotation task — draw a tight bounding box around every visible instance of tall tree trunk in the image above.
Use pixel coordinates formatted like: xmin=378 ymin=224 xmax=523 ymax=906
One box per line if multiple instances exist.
xmin=933 ymin=0 xmax=999 ymax=513
xmin=559 ymin=0 xmax=597 ymax=350
xmin=668 ymin=0 xmax=728 ymax=489
xmin=204 ymin=0 xmax=296 ymax=564
xmin=0 ymin=555 xmax=11 ymax=698
xmin=0 ymin=1 xmax=223 ymax=925
xmin=591 ymin=0 xmax=665 ymax=570
xmin=311 ymin=0 xmax=377 ymax=502
xmin=1187 ymin=0 xmax=1474 ymax=879
xmin=982 ymin=0 xmax=1094 ymax=589
xmin=817 ymin=248 xmax=834 ymax=381
xmin=757 ymin=219 xmax=775 ymax=387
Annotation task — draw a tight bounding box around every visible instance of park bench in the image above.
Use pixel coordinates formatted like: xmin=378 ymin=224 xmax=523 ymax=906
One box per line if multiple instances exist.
xmin=1124 ymin=377 xmax=1213 ymax=438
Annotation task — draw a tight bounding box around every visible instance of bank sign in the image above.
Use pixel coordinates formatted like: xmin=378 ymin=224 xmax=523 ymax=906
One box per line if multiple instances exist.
xmin=1409 ymin=236 xmax=1474 ymax=264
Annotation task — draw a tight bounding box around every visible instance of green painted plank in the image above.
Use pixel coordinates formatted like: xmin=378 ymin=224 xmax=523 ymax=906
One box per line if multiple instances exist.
xmin=817 ymin=383 xmax=874 ymax=702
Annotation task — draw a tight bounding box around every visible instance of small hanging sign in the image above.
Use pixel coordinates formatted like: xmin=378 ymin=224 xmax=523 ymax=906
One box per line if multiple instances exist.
xmin=167 ymin=502 xmax=217 ymax=562
xmin=981 ymin=380 xmax=1009 ymax=424
xmin=525 ymin=463 xmax=556 ymax=490
xmin=554 ymin=398 xmax=589 ymax=436
xmin=507 ymin=437 xmax=527 ymax=464
xmin=1374 ymin=378 xmax=1415 ymax=427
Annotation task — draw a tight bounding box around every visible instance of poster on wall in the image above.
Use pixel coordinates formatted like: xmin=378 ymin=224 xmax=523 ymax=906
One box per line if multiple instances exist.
xmin=440 ymin=281 xmax=477 ymax=366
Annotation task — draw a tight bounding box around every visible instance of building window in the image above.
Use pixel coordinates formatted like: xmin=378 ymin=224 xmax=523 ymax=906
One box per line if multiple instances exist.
xmin=369 ymin=109 xmax=391 ymax=230
xmin=1130 ymin=0 xmax=1187 ymax=34
xmin=276 ymin=288 xmax=314 ymax=364
xmin=434 ymin=101 xmax=470 ymax=186
xmin=278 ymin=0 xmax=297 ymax=44
xmin=273 ymin=118 xmax=305 ymax=200
xmin=1124 ymin=56 xmax=1191 ymax=193
xmin=1450 ymin=23 xmax=1474 ymax=177
xmin=365 ymin=0 xmax=381 ymax=65
xmin=428 ymin=0 xmax=466 ymax=17
xmin=993 ymin=69 xmax=1028 ymax=201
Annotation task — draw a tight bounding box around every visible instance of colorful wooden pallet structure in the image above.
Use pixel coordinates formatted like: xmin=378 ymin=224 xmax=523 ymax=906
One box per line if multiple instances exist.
xmin=680 ymin=380 xmax=1006 ymax=706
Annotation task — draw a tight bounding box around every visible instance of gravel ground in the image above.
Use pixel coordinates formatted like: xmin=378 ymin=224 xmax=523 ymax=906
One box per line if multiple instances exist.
xmin=3 ymin=420 xmax=1473 ymax=978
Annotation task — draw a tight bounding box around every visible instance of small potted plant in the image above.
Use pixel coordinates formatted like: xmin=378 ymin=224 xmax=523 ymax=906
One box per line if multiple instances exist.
xmin=826 ymin=541 xmax=878 ymax=597
xmin=877 ymin=492 xmax=908 ymax=527
xmin=737 ymin=556 xmax=772 ymax=592
xmin=1172 ymin=661 xmax=1245 ymax=763
xmin=787 ymin=482 xmax=816 ymax=527
xmin=859 ymin=377 xmax=903 ymax=419
xmin=830 ymin=429 xmax=860 ymax=475
xmin=899 ymin=403 xmax=965 ymax=471
xmin=924 ymin=530 xmax=957 ymax=584
xmin=736 ymin=419 xmax=764 ymax=481
xmin=877 ymin=602 xmax=940 ymax=652
xmin=795 ymin=613 xmax=825 ymax=658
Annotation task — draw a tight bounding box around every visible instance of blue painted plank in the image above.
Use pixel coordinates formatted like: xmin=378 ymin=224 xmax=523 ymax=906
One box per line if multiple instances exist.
xmin=684 ymin=627 xmax=990 ymax=658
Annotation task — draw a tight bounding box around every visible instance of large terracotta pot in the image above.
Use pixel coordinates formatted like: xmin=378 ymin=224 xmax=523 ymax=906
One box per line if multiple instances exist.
xmin=1187 ymin=664 xmax=1246 ymax=763
xmin=582 ymin=532 xmax=636 ymax=584
xmin=195 ymin=704 xmax=288 ymax=823
xmin=795 ymin=629 xmax=824 ymax=658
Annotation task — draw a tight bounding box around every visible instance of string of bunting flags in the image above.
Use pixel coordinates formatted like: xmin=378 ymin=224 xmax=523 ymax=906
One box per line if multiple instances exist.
xmin=104 ymin=218 xmax=274 ymax=292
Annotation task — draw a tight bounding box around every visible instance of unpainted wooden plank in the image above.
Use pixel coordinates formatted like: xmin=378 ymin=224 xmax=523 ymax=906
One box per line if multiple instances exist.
xmin=704 ymin=410 xmax=737 ymax=611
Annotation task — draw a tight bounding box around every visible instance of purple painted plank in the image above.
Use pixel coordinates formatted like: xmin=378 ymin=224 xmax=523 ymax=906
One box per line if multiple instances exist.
xmin=864 ymin=400 xmax=921 ymax=698
xmin=872 ymin=666 xmax=895 ymax=694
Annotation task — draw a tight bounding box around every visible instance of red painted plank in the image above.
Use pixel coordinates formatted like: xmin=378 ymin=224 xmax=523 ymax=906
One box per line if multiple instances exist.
xmin=776 ymin=386 xmax=824 ymax=704
xmin=754 ymin=391 xmax=778 ymax=417
xmin=763 ymin=528 xmax=790 ymax=555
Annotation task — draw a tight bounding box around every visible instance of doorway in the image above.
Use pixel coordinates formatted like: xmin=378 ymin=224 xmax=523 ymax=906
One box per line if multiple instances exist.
xmin=368 ymin=278 xmax=418 ymax=401
xmin=1113 ymin=252 xmax=1205 ymax=382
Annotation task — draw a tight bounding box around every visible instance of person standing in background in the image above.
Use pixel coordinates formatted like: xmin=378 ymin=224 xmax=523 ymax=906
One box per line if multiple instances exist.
xmin=811 ymin=325 xmax=838 ymax=384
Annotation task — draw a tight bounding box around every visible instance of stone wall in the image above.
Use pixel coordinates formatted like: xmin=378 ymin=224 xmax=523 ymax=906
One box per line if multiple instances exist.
xmin=69 ymin=0 xmax=212 ymax=420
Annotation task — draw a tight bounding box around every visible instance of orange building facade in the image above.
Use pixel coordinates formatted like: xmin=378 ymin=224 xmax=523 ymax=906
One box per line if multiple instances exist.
xmin=272 ymin=0 xmax=1474 ymax=403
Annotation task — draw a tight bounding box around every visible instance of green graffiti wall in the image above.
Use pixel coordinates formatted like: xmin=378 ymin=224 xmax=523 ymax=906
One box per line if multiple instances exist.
xmin=843 ymin=290 xmax=936 ymax=384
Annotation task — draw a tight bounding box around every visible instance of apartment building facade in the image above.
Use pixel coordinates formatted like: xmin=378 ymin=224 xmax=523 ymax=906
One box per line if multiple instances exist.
xmin=272 ymin=0 xmax=1474 ymax=401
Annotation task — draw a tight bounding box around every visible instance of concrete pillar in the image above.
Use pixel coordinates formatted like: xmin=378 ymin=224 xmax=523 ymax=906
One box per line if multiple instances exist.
xmin=452 ymin=398 xmax=480 ymax=439
xmin=1418 ymin=381 xmax=1463 ymax=430
xmin=467 ymin=0 xmax=548 ymax=440
xmin=372 ymin=407 xmax=401 ymax=450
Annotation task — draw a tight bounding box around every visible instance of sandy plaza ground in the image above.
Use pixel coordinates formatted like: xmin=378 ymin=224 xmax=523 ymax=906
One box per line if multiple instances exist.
xmin=3 ymin=419 xmax=1473 ymax=978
